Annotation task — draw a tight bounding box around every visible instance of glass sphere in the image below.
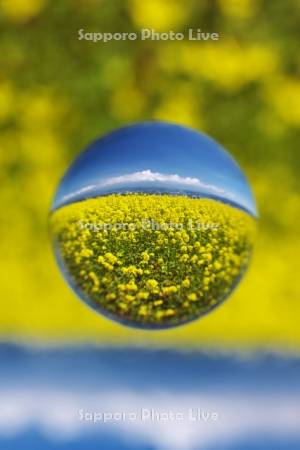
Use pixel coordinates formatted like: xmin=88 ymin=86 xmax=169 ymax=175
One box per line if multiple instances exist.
xmin=50 ymin=122 xmax=257 ymax=329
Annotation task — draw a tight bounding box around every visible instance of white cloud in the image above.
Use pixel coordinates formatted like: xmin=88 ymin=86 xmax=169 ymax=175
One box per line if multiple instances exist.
xmin=100 ymin=170 xmax=226 ymax=194
xmin=0 ymin=388 xmax=299 ymax=449
xmin=60 ymin=170 xmax=232 ymax=205
xmin=59 ymin=185 xmax=97 ymax=203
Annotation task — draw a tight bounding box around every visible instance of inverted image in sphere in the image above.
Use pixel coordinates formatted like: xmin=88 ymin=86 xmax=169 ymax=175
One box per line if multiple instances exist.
xmin=50 ymin=122 xmax=257 ymax=329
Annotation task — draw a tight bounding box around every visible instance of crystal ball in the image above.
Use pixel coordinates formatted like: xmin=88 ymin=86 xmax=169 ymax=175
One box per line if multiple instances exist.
xmin=50 ymin=122 xmax=257 ymax=329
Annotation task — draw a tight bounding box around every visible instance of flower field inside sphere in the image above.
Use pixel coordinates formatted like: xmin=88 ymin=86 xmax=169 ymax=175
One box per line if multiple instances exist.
xmin=50 ymin=194 xmax=256 ymax=328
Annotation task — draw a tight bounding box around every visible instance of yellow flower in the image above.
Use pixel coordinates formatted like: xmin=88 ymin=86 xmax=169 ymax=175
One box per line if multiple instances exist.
xmin=205 ymin=252 xmax=213 ymax=261
xmin=80 ymin=248 xmax=94 ymax=258
xmin=165 ymin=308 xmax=175 ymax=316
xmin=154 ymin=300 xmax=163 ymax=306
xmin=180 ymin=254 xmax=189 ymax=263
xmin=138 ymin=305 xmax=148 ymax=316
xmin=122 ymin=265 xmax=143 ymax=276
xmin=155 ymin=310 xmax=165 ymax=320
xmin=141 ymin=251 xmax=150 ymax=262
xmin=104 ymin=252 xmax=119 ymax=264
xmin=162 ymin=286 xmax=178 ymax=295
xmin=214 ymin=261 xmax=222 ymax=270
xmin=125 ymin=282 xmax=138 ymax=292
xmin=146 ymin=279 xmax=158 ymax=290
xmin=137 ymin=291 xmax=149 ymax=300
xmin=88 ymin=272 xmax=99 ymax=286
xmin=182 ymin=278 xmax=191 ymax=288
xmin=118 ymin=302 xmax=128 ymax=311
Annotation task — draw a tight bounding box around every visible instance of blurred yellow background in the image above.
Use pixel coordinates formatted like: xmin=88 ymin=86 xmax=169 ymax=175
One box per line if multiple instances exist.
xmin=0 ymin=0 xmax=299 ymax=349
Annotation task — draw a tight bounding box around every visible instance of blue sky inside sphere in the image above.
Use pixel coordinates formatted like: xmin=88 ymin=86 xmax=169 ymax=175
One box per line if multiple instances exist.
xmin=52 ymin=122 xmax=257 ymax=216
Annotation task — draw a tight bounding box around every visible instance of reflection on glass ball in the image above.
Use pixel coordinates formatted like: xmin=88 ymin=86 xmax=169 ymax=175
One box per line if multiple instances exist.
xmin=50 ymin=122 xmax=257 ymax=329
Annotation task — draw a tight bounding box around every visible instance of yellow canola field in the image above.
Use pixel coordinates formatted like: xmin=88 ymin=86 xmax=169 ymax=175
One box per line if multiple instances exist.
xmin=50 ymin=194 xmax=256 ymax=328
